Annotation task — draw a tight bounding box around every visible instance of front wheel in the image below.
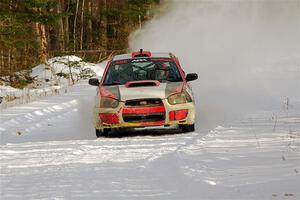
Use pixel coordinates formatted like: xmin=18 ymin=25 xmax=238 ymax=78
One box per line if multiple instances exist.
xmin=96 ymin=128 xmax=110 ymax=138
xmin=180 ymin=124 xmax=195 ymax=133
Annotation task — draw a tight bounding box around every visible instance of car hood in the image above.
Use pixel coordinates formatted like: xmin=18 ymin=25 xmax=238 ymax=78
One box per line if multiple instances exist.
xmin=114 ymin=82 xmax=184 ymax=101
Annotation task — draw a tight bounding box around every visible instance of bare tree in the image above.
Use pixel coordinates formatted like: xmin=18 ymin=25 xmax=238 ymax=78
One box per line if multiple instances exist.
xmin=35 ymin=23 xmax=48 ymax=63
xmin=80 ymin=0 xmax=85 ymax=50
xmin=57 ymin=0 xmax=65 ymax=51
xmin=64 ymin=0 xmax=70 ymax=50
xmin=73 ymin=0 xmax=80 ymax=51
xmin=99 ymin=0 xmax=107 ymax=51
xmin=87 ymin=0 xmax=93 ymax=49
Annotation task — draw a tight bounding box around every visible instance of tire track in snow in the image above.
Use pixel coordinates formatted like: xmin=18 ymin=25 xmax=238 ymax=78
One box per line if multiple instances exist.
xmin=0 ymin=134 xmax=197 ymax=199
xmin=0 ymin=134 xmax=192 ymax=169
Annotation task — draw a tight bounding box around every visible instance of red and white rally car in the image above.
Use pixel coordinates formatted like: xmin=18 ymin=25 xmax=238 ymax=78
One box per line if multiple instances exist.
xmin=89 ymin=50 xmax=198 ymax=137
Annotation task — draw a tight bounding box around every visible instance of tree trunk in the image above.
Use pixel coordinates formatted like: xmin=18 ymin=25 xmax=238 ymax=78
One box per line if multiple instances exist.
xmin=0 ymin=49 xmax=4 ymax=71
xmin=11 ymin=47 xmax=15 ymax=73
xmin=23 ymin=46 xmax=27 ymax=67
xmin=73 ymin=0 xmax=80 ymax=51
xmin=0 ymin=31 xmax=3 ymax=74
xmin=35 ymin=23 xmax=48 ymax=63
xmin=57 ymin=0 xmax=65 ymax=51
xmin=8 ymin=48 xmax=11 ymax=77
xmin=64 ymin=0 xmax=70 ymax=50
xmin=99 ymin=0 xmax=107 ymax=51
xmin=35 ymin=22 xmax=58 ymax=84
xmin=87 ymin=0 xmax=93 ymax=49
xmin=80 ymin=0 xmax=85 ymax=50
xmin=67 ymin=56 xmax=75 ymax=84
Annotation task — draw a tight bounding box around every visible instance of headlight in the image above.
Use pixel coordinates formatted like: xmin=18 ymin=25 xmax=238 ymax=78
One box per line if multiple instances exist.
xmin=100 ymin=97 xmax=119 ymax=108
xmin=167 ymin=90 xmax=192 ymax=105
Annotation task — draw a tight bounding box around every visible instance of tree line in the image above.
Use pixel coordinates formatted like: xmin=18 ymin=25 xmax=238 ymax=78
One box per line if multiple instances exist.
xmin=0 ymin=0 xmax=160 ymax=81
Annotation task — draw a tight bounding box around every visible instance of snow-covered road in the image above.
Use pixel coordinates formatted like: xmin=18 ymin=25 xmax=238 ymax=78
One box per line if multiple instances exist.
xmin=1 ymin=80 xmax=299 ymax=200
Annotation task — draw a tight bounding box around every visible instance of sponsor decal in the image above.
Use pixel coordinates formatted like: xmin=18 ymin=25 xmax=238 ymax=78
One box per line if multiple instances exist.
xmin=131 ymin=58 xmax=148 ymax=62
xmin=115 ymin=60 xmax=128 ymax=65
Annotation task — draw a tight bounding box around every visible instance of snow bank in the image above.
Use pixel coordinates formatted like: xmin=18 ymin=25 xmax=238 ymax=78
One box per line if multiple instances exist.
xmin=31 ymin=55 xmax=102 ymax=83
xmin=0 ymin=56 xmax=107 ymax=109
xmin=0 ymin=86 xmax=23 ymax=99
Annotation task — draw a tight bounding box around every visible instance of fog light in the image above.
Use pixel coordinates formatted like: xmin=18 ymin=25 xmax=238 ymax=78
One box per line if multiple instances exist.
xmin=99 ymin=113 xmax=119 ymax=124
xmin=169 ymin=109 xmax=188 ymax=121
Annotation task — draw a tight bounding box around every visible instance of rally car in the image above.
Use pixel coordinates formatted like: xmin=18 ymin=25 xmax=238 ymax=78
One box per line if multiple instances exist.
xmin=89 ymin=50 xmax=198 ymax=137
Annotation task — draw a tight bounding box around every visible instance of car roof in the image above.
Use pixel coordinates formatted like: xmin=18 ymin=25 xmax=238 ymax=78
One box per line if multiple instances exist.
xmin=112 ymin=52 xmax=173 ymax=61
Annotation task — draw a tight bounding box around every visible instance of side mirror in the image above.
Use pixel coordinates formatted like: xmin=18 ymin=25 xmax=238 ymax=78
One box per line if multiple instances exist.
xmin=88 ymin=78 xmax=100 ymax=86
xmin=186 ymin=73 xmax=198 ymax=82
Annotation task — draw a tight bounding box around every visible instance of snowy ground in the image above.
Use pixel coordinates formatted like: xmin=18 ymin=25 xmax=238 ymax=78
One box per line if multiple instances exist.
xmin=0 ymin=79 xmax=299 ymax=200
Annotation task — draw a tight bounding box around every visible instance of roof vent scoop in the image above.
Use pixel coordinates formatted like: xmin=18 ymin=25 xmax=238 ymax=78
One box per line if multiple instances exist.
xmin=131 ymin=49 xmax=152 ymax=58
xmin=125 ymin=80 xmax=160 ymax=88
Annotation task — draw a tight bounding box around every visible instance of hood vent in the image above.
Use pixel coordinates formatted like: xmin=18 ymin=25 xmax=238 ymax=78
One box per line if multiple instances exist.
xmin=125 ymin=80 xmax=160 ymax=88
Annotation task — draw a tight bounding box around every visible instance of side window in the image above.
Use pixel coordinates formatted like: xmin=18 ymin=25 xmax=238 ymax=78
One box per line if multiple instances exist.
xmin=167 ymin=62 xmax=182 ymax=81
xmin=104 ymin=65 xmax=119 ymax=84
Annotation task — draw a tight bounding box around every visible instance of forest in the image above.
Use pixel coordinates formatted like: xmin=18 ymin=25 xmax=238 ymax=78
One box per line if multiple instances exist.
xmin=0 ymin=0 xmax=160 ymax=85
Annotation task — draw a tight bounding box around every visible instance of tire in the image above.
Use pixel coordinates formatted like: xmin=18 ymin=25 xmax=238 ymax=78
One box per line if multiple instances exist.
xmin=180 ymin=124 xmax=195 ymax=133
xmin=96 ymin=128 xmax=110 ymax=138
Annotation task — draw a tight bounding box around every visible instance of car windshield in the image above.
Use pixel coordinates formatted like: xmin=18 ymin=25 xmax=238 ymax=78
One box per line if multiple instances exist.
xmin=103 ymin=58 xmax=183 ymax=86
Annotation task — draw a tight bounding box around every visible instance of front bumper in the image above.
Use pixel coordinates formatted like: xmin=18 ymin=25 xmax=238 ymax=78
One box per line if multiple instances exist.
xmin=93 ymin=99 xmax=195 ymax=129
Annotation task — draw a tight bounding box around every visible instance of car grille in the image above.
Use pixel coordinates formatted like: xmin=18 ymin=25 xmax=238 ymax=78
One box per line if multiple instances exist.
xmin=123 ymin=98 xmax=165 ymax=123
xmin=125 ymin=98 xmax=163 ymax=107
xmin=123 ymin=113 xmax=165 ymax=123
